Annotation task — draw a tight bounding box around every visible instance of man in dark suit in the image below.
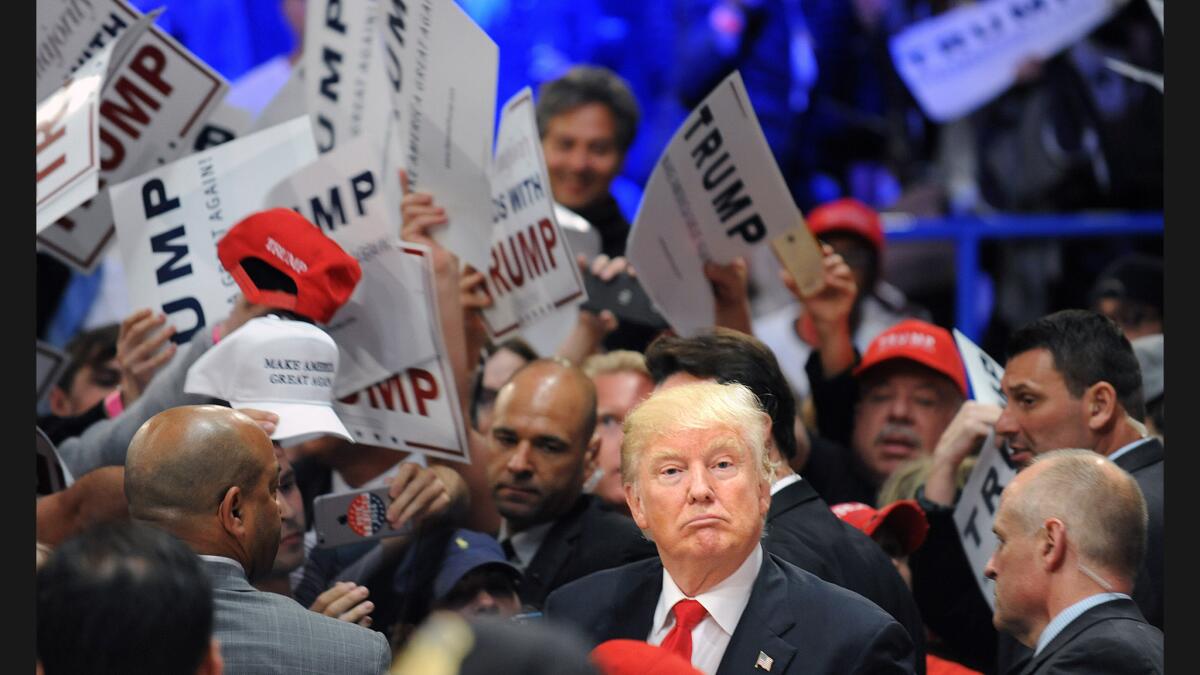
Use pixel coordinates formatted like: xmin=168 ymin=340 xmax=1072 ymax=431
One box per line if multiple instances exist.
xmin=125 ymin=405 xmax=391 ymax=674
xmin=985 ymin=449 xmax=1163 ymax=674
xmin=645 ymin=330 xmax=927 ymax=667
xmin=914 ymin=310 xmax=1165 ymax=672
xmin=547 ymin=381 xmax=915 ymax=674
xmin=487 ymin=359 xmax=656 ymax=610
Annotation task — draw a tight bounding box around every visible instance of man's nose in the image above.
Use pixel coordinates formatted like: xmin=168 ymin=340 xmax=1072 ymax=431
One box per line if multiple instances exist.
xmin=887 ymin=395 xmax=914 ymax=420
xmin=995 ymin=406 xmax=1017 ymax=437
xmin=984 ymin=554 xmax=998 ymax=580
xmin=686 ymin=467 xmax=715 ymax=503
xmin=506 ymin=442 xmax=534 ymax=475
xmin=277 ymin=493 xmax=293 ymax=520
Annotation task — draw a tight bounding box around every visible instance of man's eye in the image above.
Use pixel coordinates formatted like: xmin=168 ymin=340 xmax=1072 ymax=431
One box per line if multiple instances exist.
xmin=661 ymin=467 xmax=681 ymax=477
xmin=600 ymin=415 xmax=620 ymax=428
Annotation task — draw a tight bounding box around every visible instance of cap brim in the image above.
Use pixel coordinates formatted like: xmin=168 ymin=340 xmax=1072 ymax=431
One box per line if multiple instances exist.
xmin=876 ymin=500 xmax=930 ymax=554
xmin=231 ymin=400 xmax=354 ymax=447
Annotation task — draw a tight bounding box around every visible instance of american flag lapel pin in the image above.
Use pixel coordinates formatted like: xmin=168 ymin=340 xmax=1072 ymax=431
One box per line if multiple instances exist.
xmin=755 ymin=651 xmax=774 ymax=671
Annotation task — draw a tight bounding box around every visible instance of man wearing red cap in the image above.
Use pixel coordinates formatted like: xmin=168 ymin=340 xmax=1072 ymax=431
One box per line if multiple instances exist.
xmin=754 ymin=198 xmax=927 ymax=404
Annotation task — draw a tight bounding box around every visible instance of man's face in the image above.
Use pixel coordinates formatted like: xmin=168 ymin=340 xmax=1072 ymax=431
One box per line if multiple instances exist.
xmin=271 ymin=445 xmax=306 ymax=576
xmin=441 ymin=567 xmax=522 ymax=619
xmin=852 ymin=364 xmax=961 ymax=485
xmin=475 ymin=349 xmax=530 ymax=435
xmin=591 ymin=370 xmax=654 ymax=509
xmin=541 ymin=103 xmax=624 ymax=210
xmin=244 ymin=433 xmax=284 ymax=580
xmin=995 ymin=349 xmax=1092 ymax=465
xmin=626 ymin=425 xmax=770 ymax=571
xmin=984 ymin=478 xmax=1044 ymax=643
xmin=51 ymin=358 xmax=120 ymax=417
xmin=486 ymin=372 xmax=596 ymax=531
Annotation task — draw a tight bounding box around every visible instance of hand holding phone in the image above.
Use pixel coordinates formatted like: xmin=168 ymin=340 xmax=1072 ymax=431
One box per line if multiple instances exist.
xmin=313 ymin=487 xmax=415 ymax=548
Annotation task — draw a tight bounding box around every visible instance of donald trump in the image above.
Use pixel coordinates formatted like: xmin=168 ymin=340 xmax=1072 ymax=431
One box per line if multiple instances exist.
xmin=546 ymin=381 xmax=915 ymax=674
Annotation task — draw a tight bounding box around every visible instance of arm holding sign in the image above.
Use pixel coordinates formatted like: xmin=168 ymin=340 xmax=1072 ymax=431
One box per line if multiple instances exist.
xmin=54 ymin=297 xmax=272 ymax=479
xmin=706 ymin=257 xmax=754 ymax=335
xmin=115 ymin=308 xmax=178 ymax=408
xmin=922 ymin=402 xmax=1002 ymax=507
xmin=399 ymin=171 xmax=501 ymax=535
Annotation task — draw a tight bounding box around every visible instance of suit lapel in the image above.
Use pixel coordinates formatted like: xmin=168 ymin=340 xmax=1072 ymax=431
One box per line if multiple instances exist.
xmin=1113 ymin=438 xmax=1163 ymax=474
xmin=766 ymin=479 xmax=821 ymax=523
xmin=606 ymin=560 xmax=664 ymax=641
xmin=717 ymin=552 xmax=798 ymax=675
xmin=520 ymin=497 xmax=589 ymax=604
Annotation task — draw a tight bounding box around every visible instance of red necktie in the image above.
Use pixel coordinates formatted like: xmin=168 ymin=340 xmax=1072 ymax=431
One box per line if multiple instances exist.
xmin=659 ymin=599 xmax=709 ymax=662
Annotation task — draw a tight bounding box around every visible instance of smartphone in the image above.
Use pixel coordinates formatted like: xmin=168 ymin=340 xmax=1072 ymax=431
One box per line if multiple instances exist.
xmin=769 ymin=221 xmax=825 ymax=297
xmin=313 ymin=486 xmax=415 ymax=548
xmin=580 ymin=271 xmax=670 ymax=329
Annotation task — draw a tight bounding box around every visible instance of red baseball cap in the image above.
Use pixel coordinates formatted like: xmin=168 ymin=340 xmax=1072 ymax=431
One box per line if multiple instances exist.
xmin=831 ymin=500 xmax=929 ymax=555
xmin=591 ymin=640 xmax=703 ymax=675
xmin=853 ymin=320 xmax=968 ymax=397
xmin=217 ymin=208 xmax=362 ymax=324
xmin=807 ymin=198 xmax=884 ymax=253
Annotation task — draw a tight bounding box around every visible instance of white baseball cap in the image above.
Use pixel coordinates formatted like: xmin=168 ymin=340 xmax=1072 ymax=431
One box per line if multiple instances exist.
xmin=185 ymin=315 xmax=354 ymax=447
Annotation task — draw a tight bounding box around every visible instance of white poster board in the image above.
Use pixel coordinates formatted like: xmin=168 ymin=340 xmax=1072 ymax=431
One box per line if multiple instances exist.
xmin=480 ymin=88 xmax=586 ymax=339
xmin=334 ymin=244 xmax=471 ymax=463
xmin=110 ymin=117 xmax=319 ymax=344
xmin=267 ymin=136 xmax=439 ymax=396
xmin=627 ymin=71 xmax=799 ymax=337
xmin=303 ymin=0 xmax=392 ymax=154
xmin=890 ymin=0 xmax=1124 ymax=122
xmin=952 ymin=329 xmax=1019 ymax=611
xmin=376 ymin=0 xmax=498 ymax=272
xmin=37 ymin=0 xmax=229 ymax=272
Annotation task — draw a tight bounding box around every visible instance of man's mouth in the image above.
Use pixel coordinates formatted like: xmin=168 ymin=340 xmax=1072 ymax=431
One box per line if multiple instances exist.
xmin=684 ymin=514 xmax=725 ymax=528
xmin=496 ymin=484 xmax=540 ymax=501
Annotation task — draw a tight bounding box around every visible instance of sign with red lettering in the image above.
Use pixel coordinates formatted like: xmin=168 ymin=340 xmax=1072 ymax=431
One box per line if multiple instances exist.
xmin=334 ymin=244 xmax=470 ymax=463
xmin=36 ymin=46 xmax=110 ymax=233
xmin=480 ymin=89 xmax=586 ymax=339
xmin=376 ymin=0 xmax=498 ymax=272
xmin=626 ymin=71 xmax=799 ymax=337
xmin=110 ymin=117 xmax=319 ymax=346
xmin=267 ymin=136 xmax=438 ymax=396
xmin=37 ymin=0 xmax=228 ymax=272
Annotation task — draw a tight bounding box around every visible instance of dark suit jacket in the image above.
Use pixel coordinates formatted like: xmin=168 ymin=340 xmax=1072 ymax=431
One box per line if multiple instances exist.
xmin=545 ymin=549 xmax=917 ymax=674
xmin=519 ymin=494 xmax=658 ymax=610
xmin=1018 ymin=598 xmax=1163 ymax=675
xmin=766 ymin=479 xmax=927 ymax=673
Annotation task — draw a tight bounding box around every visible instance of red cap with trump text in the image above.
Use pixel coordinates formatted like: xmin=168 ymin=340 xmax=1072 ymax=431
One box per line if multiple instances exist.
xmin=853 ymin=320 xmax=968 ymax=397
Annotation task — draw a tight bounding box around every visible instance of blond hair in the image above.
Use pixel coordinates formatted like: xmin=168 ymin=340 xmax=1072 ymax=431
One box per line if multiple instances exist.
xmin=581 ymin=350 xmax=650 ymax=379
xmin=621 ymin=381 xmax=775 ymax=487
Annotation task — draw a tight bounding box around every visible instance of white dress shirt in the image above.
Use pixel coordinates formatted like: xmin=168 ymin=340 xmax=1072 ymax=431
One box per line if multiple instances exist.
xmin=770 ymin=473 xmax=802 ymax=496
xmin=496 ymin=520 xmax=555 ymax=571
xmin=647 ymin=545 xmax=764 ymax=674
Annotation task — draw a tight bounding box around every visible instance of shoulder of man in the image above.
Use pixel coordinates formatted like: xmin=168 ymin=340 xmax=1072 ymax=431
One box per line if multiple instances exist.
xmin=578 ymin=495 xmax=658 ymax=560
xmin=545 ymin=556 xmax=662 ymax=622
xmin=1034 ymin=602 xmax=1163 ymax=674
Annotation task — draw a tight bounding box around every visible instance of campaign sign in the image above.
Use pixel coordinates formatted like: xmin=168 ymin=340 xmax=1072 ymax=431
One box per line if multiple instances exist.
xmin=376 ymin=0 xmax=499 ymax=272
xmin=480 ymin=88 xmax=587 ymax=339
xmin=303 ymin=0 xmax=393 ymax=154
xmin=267 ymin=136 xmax=439 ymax=396
xmin=37 ymin=0 xmax=229 ymax=272
xmin=37 ymin=48 xmax=108 ymax=233
xmin=952 ymin=329 xmax=1019 ymax=611
xmin=890 ymin=0 xmax=1122 ymax=122
xmin=111 ymin=117 xmax=319 ymax=345
xmin=627 ymin=71 xmax=800 ymax=337
xmin=334 ymin=244 xmax=470 ymax=463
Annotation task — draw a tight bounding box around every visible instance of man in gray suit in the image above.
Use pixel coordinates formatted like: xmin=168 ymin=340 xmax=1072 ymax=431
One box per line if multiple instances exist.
xmin=125 ymin=405 xmax=391 ymax=674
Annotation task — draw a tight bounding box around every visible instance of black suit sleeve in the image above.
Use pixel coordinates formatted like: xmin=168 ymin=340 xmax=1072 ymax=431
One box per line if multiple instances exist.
xmin=848 ymin=619 xmax=919 ymax=675
xmin=805 ymin=348 xmax=860 ymax=448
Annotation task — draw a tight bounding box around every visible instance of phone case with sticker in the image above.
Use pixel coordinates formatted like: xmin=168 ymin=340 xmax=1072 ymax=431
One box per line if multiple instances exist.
xmin=313 ymin=487 xmax=414 ymax=548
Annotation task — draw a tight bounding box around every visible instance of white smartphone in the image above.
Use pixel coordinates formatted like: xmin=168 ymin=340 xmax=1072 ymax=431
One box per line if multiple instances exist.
xmin=312 ymin=486 xmax=414 ymax=548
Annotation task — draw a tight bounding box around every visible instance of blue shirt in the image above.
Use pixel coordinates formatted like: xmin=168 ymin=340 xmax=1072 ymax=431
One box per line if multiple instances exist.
xmin=1035 ymin=593 xmax=1130 ymax=655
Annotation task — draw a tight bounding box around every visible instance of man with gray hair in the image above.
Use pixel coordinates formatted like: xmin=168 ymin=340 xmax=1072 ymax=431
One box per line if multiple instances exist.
xmin=125 ymin=405 xmax=391 ymax=674
xmin=547 ymin=381 xmax=915 ymax=674
xmin=985 ymin=449 xmax=1163 ymax=673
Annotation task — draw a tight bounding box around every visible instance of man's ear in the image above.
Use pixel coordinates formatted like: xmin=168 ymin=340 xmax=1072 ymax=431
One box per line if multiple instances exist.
xmin=625 ymin=481 xmax=648 ymax=530
xmin=47 ymin=386 xmax=72 ymax=418
xmin=218 ymin=486 xmax=246 ymax=537
xmin=1083 ymin=381 xmax=1119 ymax=432
xmin=1040 ymin=518 xmax=1068 ymax=572
xmin=583 ymin=431 xmax=600 ymax=476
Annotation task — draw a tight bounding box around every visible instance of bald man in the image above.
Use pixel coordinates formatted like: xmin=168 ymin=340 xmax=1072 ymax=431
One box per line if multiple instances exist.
xmin=486 ymin=359 xmax=656 ymax=610
xmin=125 ymin=405 xmax=391 ymax=675
xmin=985 ymin=449 xmax=1162 ymax=674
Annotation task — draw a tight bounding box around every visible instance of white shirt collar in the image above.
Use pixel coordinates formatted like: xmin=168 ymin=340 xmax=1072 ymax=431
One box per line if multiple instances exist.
xmin=1106 ymin=436 xmax=1151 ymax=463
xmin=653 ymin=544 xmax=763 ymax=637
xmin=770 ymin=473 xmax=802 ymax=496
xmin=199 ymin=554 xmax=246 ymax=577
xmin=497 ymin=520 xmax=555 ymax=570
